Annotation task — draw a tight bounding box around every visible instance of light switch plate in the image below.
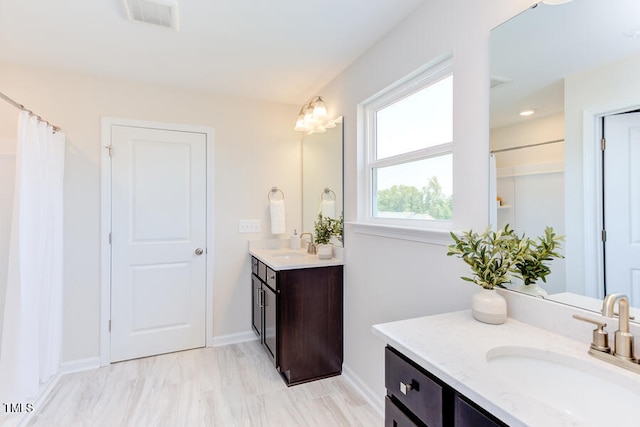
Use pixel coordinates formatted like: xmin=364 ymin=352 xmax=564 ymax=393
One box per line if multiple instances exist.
xmin=238 ymin=219 xmax=261 ymax=233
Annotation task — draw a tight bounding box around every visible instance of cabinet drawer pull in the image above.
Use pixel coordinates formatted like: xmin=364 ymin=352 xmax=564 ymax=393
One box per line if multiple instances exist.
xmin=400 ymin=380 xmax=417 ymax=395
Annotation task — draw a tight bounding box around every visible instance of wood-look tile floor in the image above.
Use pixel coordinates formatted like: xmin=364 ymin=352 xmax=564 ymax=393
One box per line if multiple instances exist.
xmin=25 ymin=341 xmax=382 ymax=427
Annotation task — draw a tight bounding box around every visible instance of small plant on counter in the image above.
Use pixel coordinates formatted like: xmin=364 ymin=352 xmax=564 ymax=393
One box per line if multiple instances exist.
xmin=332 ymin=213 xmax=344 ymax=244
xmin=513 ymin=226 xmax=564 ymax=286
xmin=314 ymin=213 xmax=343 ymax=245
xmin=447 ymin=225 xmax=528 ymax=289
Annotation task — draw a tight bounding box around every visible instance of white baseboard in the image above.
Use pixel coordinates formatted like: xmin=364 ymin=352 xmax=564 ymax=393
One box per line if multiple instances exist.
xmin=342 ymin=364 xmax=384 ymax=417
xmin=211 ymin=331 xmax=257 ymax=347
xmin=61 ymin=357 xmax=101 ymax=375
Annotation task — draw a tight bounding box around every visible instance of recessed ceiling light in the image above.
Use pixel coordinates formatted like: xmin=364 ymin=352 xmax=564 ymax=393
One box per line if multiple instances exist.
xmin=519 ymin=109 xmax=536 ymax=117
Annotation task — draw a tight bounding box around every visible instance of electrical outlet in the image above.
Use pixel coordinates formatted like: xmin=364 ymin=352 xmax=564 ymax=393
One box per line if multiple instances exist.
xmin=238 ymin=219 xmax=261 ymax=233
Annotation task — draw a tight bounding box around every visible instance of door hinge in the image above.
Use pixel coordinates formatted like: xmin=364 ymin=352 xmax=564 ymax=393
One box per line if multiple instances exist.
xmin=601 ymin=138 xmax=606 ymax=151
xmin=602 ymin=229 xmax=607 ymax=242
xmin=108 ymin=320 xmax=112 ymax=332
xmin=106 ymin=145 xmax=113 ymax=157
xmin=109 ymin=232 xmax=112 ymax=244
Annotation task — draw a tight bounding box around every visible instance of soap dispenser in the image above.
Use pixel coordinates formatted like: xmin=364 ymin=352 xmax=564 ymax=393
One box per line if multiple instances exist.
xmin=290 ymin=229 xmax=301 ymax=250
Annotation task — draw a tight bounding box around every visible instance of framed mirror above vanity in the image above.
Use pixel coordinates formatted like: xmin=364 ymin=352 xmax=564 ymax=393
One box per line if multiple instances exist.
xmin=301 ymin=117 xmax=344 ymax=245
xmin=490 ymin=0 xmax=640 ymax=314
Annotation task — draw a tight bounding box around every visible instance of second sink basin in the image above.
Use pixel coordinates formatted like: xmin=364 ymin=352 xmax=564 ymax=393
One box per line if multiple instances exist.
xmin=486 ymin=346 xmax=640 ymax=425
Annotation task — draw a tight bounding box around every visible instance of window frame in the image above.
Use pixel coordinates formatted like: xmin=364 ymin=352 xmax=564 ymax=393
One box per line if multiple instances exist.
xmin=358 ymin=59 xmax=454 ymax=236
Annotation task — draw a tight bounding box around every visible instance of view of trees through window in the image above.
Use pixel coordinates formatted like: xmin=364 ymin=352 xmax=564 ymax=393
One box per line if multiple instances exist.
xmin=376 ymin=176 xmax=452 ymax=220
xmin=367 ymin=66 xmax=454 ymax=224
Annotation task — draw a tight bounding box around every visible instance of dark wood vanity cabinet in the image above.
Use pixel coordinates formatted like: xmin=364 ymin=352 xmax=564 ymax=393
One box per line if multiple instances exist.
xmin=251 ymin=256 xmax=343 ymax=386
xmin=385 ymin=346 xmax=506 ymax=427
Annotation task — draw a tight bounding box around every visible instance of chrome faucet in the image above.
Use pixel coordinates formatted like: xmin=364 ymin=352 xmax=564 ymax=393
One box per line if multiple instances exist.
xmin=574 ymin=293 xmax=640 ymax=374
xmin=602 ymin=293 xmax=634 ymax=360
xmin=299 ymin=232 xmax=317 ymax=255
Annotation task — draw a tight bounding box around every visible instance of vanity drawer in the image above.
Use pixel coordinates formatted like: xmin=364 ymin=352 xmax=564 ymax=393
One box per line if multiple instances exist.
xmin=385 ymin=396 xmax=421 ymax=427
xmin=385 ymin=346 xmax=443 ymax=427
xmin=257 ymin=259 xmax=267 ymax=281
xmin=266 ymin=266 xmax=277 ymax=288
xmin=251 ymin=257 xmax=258 ymax=276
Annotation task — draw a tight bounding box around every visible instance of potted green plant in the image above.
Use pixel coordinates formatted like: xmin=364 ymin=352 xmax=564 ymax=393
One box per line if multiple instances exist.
xmin=447 ymin=224 xmax=527 ymax=289
xmin=447 ymin=225 xmax=528 ymax=324
xmin=314 ymin=213 xmax=343 ymax=259
xmin=513 ymin=226 xmax=564 ymax=296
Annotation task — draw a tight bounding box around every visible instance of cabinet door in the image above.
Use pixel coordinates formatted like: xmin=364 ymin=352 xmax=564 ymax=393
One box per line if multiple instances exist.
xmin=263 ymin=284 xmax=277 ymax=363
xmin=278 ymin=266 xmax=343 ymax=384
xmin=251 ymin=275 xmax=262 ymax=337
xmin=454 ymin=394 xmax=505 ymax=427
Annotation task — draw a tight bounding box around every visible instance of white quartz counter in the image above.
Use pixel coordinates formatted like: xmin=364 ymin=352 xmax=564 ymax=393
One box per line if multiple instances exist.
xmin=373 ymin=310 xmax=640 ymax=427
xmin=249 ymin=240 xmax=343 ymax=271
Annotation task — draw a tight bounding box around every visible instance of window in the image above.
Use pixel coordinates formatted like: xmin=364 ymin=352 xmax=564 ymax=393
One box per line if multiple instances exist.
xmin=361 ymin=60 xmax=453 ymax=230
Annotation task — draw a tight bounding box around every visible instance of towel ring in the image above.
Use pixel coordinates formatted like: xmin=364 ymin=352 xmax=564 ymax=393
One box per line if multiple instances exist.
xmin=268 ymin=187 xmax=285 ymax=201
xmin=321 ymin=188 xmax=336 ymax=201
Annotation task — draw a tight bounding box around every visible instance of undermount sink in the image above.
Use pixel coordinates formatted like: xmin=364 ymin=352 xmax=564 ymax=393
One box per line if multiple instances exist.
xmin=486 ymin=346 xmax=640 ymax=425
xmin=268 ymin=251 xmax=307 ymax=260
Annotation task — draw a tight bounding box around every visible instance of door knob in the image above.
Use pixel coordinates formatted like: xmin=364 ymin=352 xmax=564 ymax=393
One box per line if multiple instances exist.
xmin=195 ymin=248 xmax=204 ymax=256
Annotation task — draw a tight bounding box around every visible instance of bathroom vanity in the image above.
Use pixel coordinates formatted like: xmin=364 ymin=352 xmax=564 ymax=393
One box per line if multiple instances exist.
xmin=374 ymin=310 xmax=640 ymax=426
xmin=384 ymin=345 xmax=504 ymax=427
xmin=250 ymin=245 xmax=343 ymax=386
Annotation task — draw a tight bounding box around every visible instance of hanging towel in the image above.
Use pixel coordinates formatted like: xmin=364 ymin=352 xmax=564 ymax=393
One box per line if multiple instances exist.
xmin=321 ymin=199 xmax=336 ymax=219
xmin=270 ymin=199 xmax=286 ymax=234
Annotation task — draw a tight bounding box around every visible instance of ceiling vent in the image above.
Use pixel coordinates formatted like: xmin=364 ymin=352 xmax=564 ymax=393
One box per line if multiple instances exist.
xmin=490 ymin=75 xmax=513 ymax=90
xmin=123 ymin=0 xmax=179 ymax=31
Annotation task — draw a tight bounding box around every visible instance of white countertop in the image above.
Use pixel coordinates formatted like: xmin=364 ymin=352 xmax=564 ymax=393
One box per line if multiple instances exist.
xmin=373 ymin=310 xmax=640 ymax=427
xmin=249 ymin=240 xmax=344 ymax=271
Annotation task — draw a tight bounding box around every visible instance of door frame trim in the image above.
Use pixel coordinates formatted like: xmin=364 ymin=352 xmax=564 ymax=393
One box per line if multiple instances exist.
xmin=582 ymin=103 xmax=640 ymax=300
xmin=100 ymin=117 xmax=215 ymax=366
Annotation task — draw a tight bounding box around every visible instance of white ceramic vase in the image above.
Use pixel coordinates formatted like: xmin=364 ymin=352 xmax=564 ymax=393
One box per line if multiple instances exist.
xmin=316 ymin=243 xmax=333 ymax=259
xmin=471 ymin=288 xmax=507 ymax=325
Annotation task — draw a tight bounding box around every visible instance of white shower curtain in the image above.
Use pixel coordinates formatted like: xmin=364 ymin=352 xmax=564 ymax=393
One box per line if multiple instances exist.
xmin=0 ymin=111 xmax=65 ymax=402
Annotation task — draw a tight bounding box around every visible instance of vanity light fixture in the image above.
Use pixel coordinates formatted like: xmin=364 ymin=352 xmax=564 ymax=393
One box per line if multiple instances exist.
xmin=519 ymin=109 xmax=536 ymax=117
xmin=294 ymin=96 xmax=334 ymax=134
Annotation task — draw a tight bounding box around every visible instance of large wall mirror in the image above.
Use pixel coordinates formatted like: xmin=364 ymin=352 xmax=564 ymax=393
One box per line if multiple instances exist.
xmin=302 ymin=117 xmax=344 ymax=246
xmin=490 ymin=0 xmax=640 ymax=314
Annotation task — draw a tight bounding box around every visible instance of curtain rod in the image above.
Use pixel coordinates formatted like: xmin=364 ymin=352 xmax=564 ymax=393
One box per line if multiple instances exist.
xmin=0 ymin=91 xmax=62 ymax=132
xmin=490 ymin=138 xmax=564 ymax=154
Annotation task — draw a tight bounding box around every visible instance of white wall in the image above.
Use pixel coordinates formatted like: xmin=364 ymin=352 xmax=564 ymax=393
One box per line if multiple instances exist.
xmin=318 ymin=0 xmax=534 ymax=408
xmin=0 ymin=61 xmax=301 ymax=363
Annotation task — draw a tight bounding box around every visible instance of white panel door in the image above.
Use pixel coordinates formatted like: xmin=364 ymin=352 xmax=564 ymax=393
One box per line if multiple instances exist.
xmin=604 ymin=112 xmax=640 ymax=306
xmin=110 ymin=125 xmax=207 ymax=362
